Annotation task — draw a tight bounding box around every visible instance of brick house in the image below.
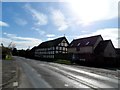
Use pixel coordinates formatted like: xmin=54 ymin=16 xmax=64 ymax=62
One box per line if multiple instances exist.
xmin=94 ymin=40 xmax=117 ymax=66
xmin=68 ymin=35 xmax=103 ymax=63
xmin=94 ymin=40 xmax=116 ymax=58
xmin=115 ymin=48 xmax=120 ymax=67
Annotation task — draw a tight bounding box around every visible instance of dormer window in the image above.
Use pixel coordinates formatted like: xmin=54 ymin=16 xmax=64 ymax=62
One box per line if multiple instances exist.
xmin=77 ymin=43 xmax=81 ymax=46
xmin=86 ymin=42 xmax=90 ymax=45
xmin=71 ymin=44 xmax=73 ymax=46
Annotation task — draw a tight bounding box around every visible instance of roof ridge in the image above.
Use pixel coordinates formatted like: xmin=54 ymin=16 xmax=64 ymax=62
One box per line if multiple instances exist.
xmin=94 ymin=39 xmax=111 ymax=53
xmin=74 ymin=35 xmax=101 ymax=41
xmin=37 ymin=36 xmax=67 ymax=48
xmin=101 ymin=40 xmax=111 ymax=42
xmin=41 ymin=36 xmax=65 ymax=43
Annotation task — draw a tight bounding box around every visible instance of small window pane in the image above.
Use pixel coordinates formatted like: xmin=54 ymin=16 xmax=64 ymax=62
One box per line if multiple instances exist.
xmin=86 ymin=42 xmax=90 ymax=45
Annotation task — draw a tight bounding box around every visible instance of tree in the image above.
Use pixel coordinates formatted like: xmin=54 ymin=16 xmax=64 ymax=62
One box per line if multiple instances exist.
xmin=12 ymin=48 xmax=18 ymax=56
xmin=2 ymin=46 xmax=12 ymax=59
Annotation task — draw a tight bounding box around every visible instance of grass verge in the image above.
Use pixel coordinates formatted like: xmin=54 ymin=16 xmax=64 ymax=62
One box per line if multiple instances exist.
xmin=54 ymin=59 xmax=71 ymax=65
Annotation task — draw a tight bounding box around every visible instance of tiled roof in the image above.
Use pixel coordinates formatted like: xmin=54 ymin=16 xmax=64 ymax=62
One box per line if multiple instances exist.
xmin=37 ymin=37 xmax=69 ymax=48
xmin=94 ymin=40 xmax=111 ymax=54
xmin=30 ymin=46 xmax=37 ymax=51
xmin=115 ymin=48 xmax=120 ymax=54
xmin=69 ymin=35 xmax=102 ymax=47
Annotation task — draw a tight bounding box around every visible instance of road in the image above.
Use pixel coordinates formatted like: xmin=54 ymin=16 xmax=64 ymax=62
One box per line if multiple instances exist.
xmin=14 ymin=56 xmax=119 ymax=89
xmin=0 ymin=59 xmax=2 ymax=89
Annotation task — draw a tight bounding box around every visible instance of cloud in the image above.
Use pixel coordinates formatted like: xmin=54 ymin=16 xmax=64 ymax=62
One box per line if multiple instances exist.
xmin=31 ymin=27 xmax=45 ymax=35
xmin=77 ymin=28 xmax=118 ymax=48
xmin=51 ymin=9 xmax=69 ymax=31
xmin=15 ymin=18 xmax=28 ymax=26
xmin=47 ymin=37 xmax=56 ymax=41
xmin=46 ymin=34 xmax=55 ymax=38
xmin=2 ymin=32 xmax=42 ymax=49
xmin=0 ymin=21 xmax=9 ymax=27
xmin=68 ymin=0 xmax=119 ymax=26
xmin=24 ymin=4 xmax=48 ymax=26
xmin=3 ymin=0 xmax=60 ymax=2
xmin=46 ymin=33 xmax=56 ymax=41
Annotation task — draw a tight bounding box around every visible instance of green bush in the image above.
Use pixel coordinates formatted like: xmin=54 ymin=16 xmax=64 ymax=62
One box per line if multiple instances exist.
xmin=5 ymin=55 xmax=12 ymax=60
xmin=54 ymin=59 xmax=71 ymax=65
xmin=2 ymin=46 xmax=12 ymax=60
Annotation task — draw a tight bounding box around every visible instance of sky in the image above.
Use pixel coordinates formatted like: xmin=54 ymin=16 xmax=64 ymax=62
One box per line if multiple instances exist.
xmin=0 ymin=0 xmax=120 ymax=49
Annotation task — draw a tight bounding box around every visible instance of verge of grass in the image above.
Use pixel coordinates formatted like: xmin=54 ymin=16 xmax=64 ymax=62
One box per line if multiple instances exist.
xmin=4 ymin=55 xmax=12 ymax=60
xmin=54 ymin=59 xmax=71 ymax=65
xmin=2 ymin=59 xmax=17 ymax=88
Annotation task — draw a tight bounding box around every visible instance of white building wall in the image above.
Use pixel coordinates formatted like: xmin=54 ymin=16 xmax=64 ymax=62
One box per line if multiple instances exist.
xmin=79 ymin=46 xmax=93 ymax=53
xmin=68 ymin=48 xmax=77 ymax=53
xmin=68 ymin=46 xmax=93 ymax=53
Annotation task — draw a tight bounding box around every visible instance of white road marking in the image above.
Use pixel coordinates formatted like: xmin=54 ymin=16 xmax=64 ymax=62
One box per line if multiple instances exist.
xmin=37 ymin=74 xmax=41 ymax=77
xmin=46 ymin=65 xmax=118 ymax=88
xmin=40 ymin=64 xmax=45 ymax=66
xmin=50 ymin=63 xmax=118 ymax=83
xmin=64 ymin=84 xmax=69 ymax=87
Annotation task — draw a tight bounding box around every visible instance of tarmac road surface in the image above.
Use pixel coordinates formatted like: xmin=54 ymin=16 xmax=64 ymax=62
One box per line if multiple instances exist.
xmin=0 ymin=60 xmax=2 ymax=90
xmin=14 ymin=56 xmax=119 ymax=90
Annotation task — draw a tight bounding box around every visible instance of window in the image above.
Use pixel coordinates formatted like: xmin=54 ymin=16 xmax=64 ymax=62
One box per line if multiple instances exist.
xmin=56 ymin=46 xmax=59 ymax=50
xmin=65 ymin=48 xmax=67 ymax=51
xmin=61 ymin=43 xmax=64 ymax=46
xmin=71 ymin=44 xmax=73 ymax=46
xmin=52 ymin=47 xmax=54 ymax=50
xmin=65 ymin=43 xmax=68 ymax=46
xmin=62 ymin=40 xmax=66 ymax=43
xmin=58 ymin=43 xmax=61 ymax=46
xmin=56 ymin=51 xmax=58 ymax=54
xmin=77 ymin=43 xmax=81 ymax=46
xmin=53 ymin=51 xmax=54 ymax=54
xmin=51 ymin=55 xmax=54 ymax=58
xmin=48 ymin=48 xmax=50 ymax=50
xmin=76 ymin=47 xmax=80 ymax=51
xmin=48 ymin=55 xmax=50 ymax=58
xmin=41 ymin=52 xmax=43 ymax=54
xmin=51 ymin=51 xmax=54 ymax=54
xmin=86 ymin=42 xmax=90 ymax=45
xmin=59 ymin=51 xmax=62 ymax=53
xmin=79 ymin=59 xmax=85 ymax=61
xmin=60 ymin=47 xmax=62 ymax=50
xmin=49 ymin=47 xmax=51 ymax=50
xmin=63 ymin=47 xmax=65 ymax=51
xmin=63 ymin=51 xmax=65 ymax=53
